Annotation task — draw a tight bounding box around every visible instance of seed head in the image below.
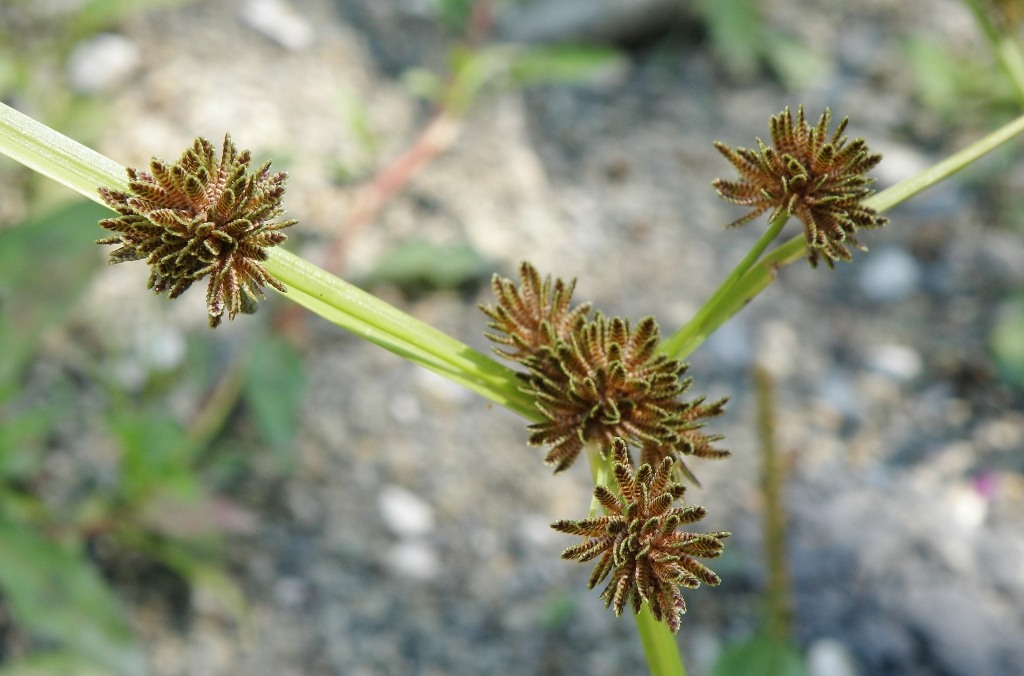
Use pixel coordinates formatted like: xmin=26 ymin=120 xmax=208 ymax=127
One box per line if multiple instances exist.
xmin=97 ymin=134 xmax=295 ymax=327
xmin=552 ymin=438 xmax=728 ymax=632
xmin=481 ymin=263 xmax=728 ymax=477
xmin=713 ymin=106 xmax=887 ymax=268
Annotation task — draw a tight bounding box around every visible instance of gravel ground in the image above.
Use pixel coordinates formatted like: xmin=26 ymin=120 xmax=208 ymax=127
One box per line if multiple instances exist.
xmin=8 ymin=0 xmax=1024 ymax=673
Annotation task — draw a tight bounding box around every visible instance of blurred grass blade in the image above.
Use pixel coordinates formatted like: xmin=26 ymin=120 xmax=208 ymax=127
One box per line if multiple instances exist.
xmin=713 ymin=631 xmax=809 ymax=676
xmin=0 ymin=515 xmax=146 ymax=675
xmin=243 ymin=334 xmax=307 ymax=461
xmin=508 ymin=43 xmax=625 ymax=86
xmin=0 ymin=201 xmax=109 ymax=396
xmin=0 ymin=102 xmax=128 ymax=202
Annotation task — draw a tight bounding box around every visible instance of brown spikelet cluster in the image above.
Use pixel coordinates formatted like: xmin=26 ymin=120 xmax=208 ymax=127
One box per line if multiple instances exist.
xmin=97 ymin=134 xmax=295 ymax=327
xmin=480 ymin=262 xmax=728 ymax=478
xmin=552 ymin=439 xmax=728 ymax=633
xmin=713 ymin=106 xmax=887 ymax=268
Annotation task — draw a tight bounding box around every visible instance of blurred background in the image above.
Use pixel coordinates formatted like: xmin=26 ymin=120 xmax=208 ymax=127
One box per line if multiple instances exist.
xmin=2 ymin=0 xmax=1024 ymax=674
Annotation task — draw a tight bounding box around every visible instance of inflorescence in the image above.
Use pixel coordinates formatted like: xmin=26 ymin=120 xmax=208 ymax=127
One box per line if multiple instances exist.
xmin=97 ymin=134 xmax=295 ymax=327
xmin=481 ymin=261 xmax=728 ymax=479
xmin=713 ymin=106 xmax=887 ymax=268
xmin=482 ymin=262 xmax=730 ymax=632
xmin=552 ymin=439 xmax=728 ymax=633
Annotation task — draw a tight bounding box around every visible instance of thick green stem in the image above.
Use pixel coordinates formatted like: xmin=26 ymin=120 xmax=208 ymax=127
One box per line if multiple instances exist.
xmin=636 ymin=603 xmax=687 ymax=676
xmin=662 ymin=111 xmax=1024 ymax=362
xmin=263 ymin=249 xmax=537 ymax=418
xmin=0 ymin=103 xmax=129 ymax=198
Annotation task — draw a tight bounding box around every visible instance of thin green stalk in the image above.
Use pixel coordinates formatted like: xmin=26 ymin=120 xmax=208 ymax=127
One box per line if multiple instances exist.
xmin=659 ymin=211 xmax=788 ymax=359
xmin=662 ymin=111 xmax=1024 ymax=362
xmin=754 ymin=366 xmax=791 ymax=640
xmin=0 ymin=101 xmax=536 ymax=419
xmin=263 ymin=249 xmax=537 ymax=418
xmin=636 ymin=602 xmax=687 ymax=676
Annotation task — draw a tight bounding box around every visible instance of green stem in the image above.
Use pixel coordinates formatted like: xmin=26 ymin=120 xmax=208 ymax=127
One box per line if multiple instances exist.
xmin=0 ymin=101 xmax=536 ymax=420
xmin=0 ymin=102 xmax=129 ymax=199
xmin=662 ymin=111 xmax=1024 ymax=362
xmin=659 ymin=211 xmax=787 ymax=359
xmin=754 ymin=366 xmax=791 ymax=640
xmin=263 ymin=249 xmax=537 ymax=418
xmin=636 ymin=602 xmax=687 ymax=676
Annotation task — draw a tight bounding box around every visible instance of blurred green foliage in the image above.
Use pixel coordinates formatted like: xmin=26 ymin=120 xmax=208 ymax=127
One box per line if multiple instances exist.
xmin=360 ymin=238 xmax=492 ymax=297
xmin=0 ymin=200 xmax=308 ymax=669
xmin=992 ymin=292 xmax=1024 ymax=390
xmin=696 ymin=0 xmax=826 ymax=89
xmin=0 ymin=207 xmax=307 ymax=669
xmin=713 ymin=631 xmax=809 ymax=676
xmin=904 ymin=36 xmax=1020 ymax=124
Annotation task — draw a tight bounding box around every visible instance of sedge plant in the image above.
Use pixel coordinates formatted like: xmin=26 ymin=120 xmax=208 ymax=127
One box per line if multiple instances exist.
xmin=3 ymin=90 xmax=1024 ymax=674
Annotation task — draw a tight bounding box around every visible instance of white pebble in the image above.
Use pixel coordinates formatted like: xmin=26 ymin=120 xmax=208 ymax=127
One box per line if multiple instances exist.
xmin=807 ymin=637 xmax=860 ymax=676
xmin=864 ymin=343 xmax=922 ymax=382
xmin=66 ymin=33 xmax=140 ymax=94
xmin=378 ymin=484 xmax=436 ymax=538
xmin=385 ymin=541 xmax=440 ymax=581
xmin=241 ymin=0 xmax=315 ymax=51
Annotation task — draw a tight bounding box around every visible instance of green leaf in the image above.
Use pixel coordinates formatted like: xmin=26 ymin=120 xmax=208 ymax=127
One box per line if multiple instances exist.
xmin=243 ymin=334 xmax=307 ymax=461
xmin=713 ymin=631 xmax=809 ymax=676
xmin=507 ymin=44 xmax=625 ymax=88
xmin=360 ymin=238 xmax=491 ymax=295
xmin=991 ymin=293 xmax=1024 ymax=389
xmin=698 ymin=0 xmax=763 ymax=78
xmin=0 ymin=200 xmax=108 ymax=394
xmin=0 ymin=402 xmax=60 ymax=480
xmin=72 ymin=0 xmax=196 ymax=36
xmin=430 ymin=0 xmax=474 ymax=31
xmin=0 ymin=515 xmax=146 ymax=675
xmin=107 ymin=411 xmax=196 ymax=503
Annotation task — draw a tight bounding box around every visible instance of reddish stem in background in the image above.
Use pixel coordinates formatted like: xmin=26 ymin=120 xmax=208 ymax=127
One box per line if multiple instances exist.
xmin=276 ymin=1 xmax=495 ymax=341
xmin=322 ymin=0 xmax=496 ymax=274
xmin=321 ymin=113 xmax=463 ymax=274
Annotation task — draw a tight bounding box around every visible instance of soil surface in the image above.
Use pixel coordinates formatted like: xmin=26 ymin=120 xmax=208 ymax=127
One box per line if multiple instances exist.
xmin=8 ymin=0 xmax=1024 ymax=674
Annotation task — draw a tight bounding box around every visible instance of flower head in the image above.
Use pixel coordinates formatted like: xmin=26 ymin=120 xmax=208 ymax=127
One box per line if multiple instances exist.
xmin=713 ymin=106 xmax=887 ymax=268
xmin=481 ymin=260 xmax=591 ymax=361
xmin=480 ymin=263 xmax=728 ymax=476
xmin=97 ymin=134 xmax=295 ymax=327
xmin=552 ymin=438 xmax=728 ymax=632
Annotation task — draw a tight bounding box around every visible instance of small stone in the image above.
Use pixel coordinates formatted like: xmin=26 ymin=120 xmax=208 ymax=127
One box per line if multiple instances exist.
xmin=385 ymin=540 xmax=440 ymax=581
xmin=388 ymin=391 xmax=422 ymax=424
xmin=858 ymin=247 xmax=921 ymax=302
xmin=241 ymin=0 xmax=315 ymax=51
xmin=817 ymin=369 xmax=862 ymax=419
xmin=807 ymin=637 xmax=859 ymax=676
xmin=66 ymin=33 xmax=140 ymax=94
xmin=274 ymin=576 xmax=311 ymax=608
xmin=864 ymin=343 xmax=922 ymax=381
xmin=378 ymin=484 xmax=436 ymax=538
